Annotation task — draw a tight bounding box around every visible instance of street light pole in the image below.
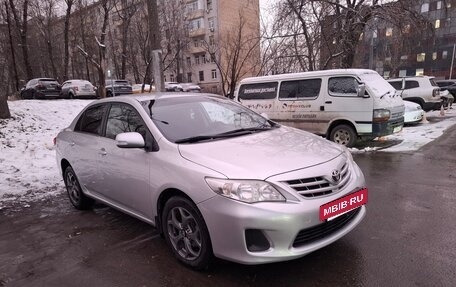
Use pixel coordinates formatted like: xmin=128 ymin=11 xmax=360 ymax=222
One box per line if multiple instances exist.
xmin=450 ymin=43 xmax=455 ymax=79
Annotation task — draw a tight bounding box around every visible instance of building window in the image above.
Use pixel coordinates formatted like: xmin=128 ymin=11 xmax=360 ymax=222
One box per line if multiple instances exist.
xmin=385 ymin=57 xmax=392 ymax=63
xmin=417 ymin=53 xmax=426 ymax=62
xmin=433 ymin=52 xmax=438 ymax=60
xmin=207 ymin=0 xmax=212 ymax=11
xmin=195 ymin=56 xmax=200 ymax=65
xmin=210 ymin=53 xmax=216 ymax=63
xmin=443 ymin=51 xmax=448 ymax=59
xmin=186 ymin=57 xmax=191 ymax=66
xmin=421 ymin=3 xmax=429 ymax=13
xmin=209 ymin=35 xmax=214 ymax=46
xmin=187 ymin=1 xmax=198 ymax=13
xmin=170 ymin=74 xmax=175 ymax=82
xmin=201 ymin=54 xmax=206 ymax=64
xmin=386 ymin=27 xmax=393 ymax=37
xmin=437 ymin=1 xmax=442 ymax=9
xmin=383 ymin=71 xmax=390 ymax=79
xmin=199 ymin=71 xmax=204 ymax=82
xmin=372 ymin=29 xmax=377 ymax=38
xmin=435 ymin=19 xmax=440 ymax=29
xmin=399 ymin=70 xmax=407 ymax=77
xmin=211 ymin=69 xmax=217 ymax=79
xmin=416 ymin=69 xmax=424 ymax=76
xmin=187 ymin=72 xmax=192 ymax=82
xmin=208 ymin=17 xmax=215 ymax=31
xmin=400 ymin=55 xmax=408 ymax=60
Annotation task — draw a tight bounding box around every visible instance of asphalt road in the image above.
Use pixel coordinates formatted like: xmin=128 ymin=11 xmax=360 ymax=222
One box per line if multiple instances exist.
xmin=1 ymin=126 xmax=455 ymax=287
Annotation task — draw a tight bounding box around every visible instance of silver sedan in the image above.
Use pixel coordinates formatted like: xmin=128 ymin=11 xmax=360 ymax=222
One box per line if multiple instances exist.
xmin=55 ymin=93 xmax=367 ymax=269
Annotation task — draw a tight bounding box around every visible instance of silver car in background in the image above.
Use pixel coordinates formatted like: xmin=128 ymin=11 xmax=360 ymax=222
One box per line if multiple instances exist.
xmin=55 ymin=93 xmax=367 ymax=269
xmin=61 ymin=79 xmax=97 ymax=99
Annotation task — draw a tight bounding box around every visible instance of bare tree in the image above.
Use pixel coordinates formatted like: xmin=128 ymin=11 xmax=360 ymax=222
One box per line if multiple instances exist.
xmin=205 ymin=12 xmax=261 ymax=98
xmin=8 ymin=0 xmax=33 ymax=80
xmin=63 ymin=0 xmax=75 ymax=81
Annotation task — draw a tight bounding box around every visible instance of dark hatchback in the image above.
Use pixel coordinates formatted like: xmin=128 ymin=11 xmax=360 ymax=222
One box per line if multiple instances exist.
xmin=21 ymin=78 xmax=62 ymax=99
xmin=105 ymin=79 xmax=133 ymax=97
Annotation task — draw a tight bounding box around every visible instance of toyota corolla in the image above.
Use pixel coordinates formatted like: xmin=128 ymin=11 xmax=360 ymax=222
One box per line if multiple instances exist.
xmin=55 ymin=93 xmax=367 ymax=269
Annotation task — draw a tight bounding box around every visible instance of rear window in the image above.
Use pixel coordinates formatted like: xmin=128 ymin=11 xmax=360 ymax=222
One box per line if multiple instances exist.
xmin=238 ymin=82 xmax=278 ymax=100
xmin=279 ymin=79 xmax=321 ymax=99
xmin=404 ymin=81 xmax=419 ymax=89
xmin=76 ymin=105 xmax=106 ymax=135
xmin=39 ymin=78 xmax=57 ymax=82
xmin=429 ymin=78 xmax=438 ymax=87
xmin=115 ymin=80 xmax=130 ymax=85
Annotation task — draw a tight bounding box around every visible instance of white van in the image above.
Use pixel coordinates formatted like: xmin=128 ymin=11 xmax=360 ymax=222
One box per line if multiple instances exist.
xmin=234 ymin=69 xmax=404 ymax=147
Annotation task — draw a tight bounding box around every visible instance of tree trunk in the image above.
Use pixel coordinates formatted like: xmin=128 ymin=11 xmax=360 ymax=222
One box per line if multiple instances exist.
xmin=63 ymin=0 xmax=74 ymax=81
xmin=5 ymin=0 xmax=19 ymax=91
xmin=0 ymin=95 xmax=11 ymax=119
xmin=146 ymin=0 xmax=163 ymax=91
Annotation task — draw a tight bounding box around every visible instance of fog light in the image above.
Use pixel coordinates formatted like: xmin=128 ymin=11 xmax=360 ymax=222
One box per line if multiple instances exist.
xmin=245 ymin=229 xmax=271 ymax=252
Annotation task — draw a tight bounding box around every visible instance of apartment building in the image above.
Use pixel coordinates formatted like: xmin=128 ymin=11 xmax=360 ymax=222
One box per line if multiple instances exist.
xmin=354 ymin=0 xmax=456 ymax=79
xmin=164 ymin=0 xmax=260 ymax=94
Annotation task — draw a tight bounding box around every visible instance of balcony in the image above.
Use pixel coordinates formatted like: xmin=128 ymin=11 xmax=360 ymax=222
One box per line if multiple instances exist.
xmin=189 ymin=46 xmax=206 ymax=54
xmin=189 ymin=28 xmax=206 ymax=38
xmin=186 ymin=9 xmax=204 ymax=20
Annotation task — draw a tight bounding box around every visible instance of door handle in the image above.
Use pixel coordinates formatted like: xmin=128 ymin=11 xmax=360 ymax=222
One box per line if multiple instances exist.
xmin=99 ymin=148 xmax=107 ymax=156
xmin=325 ymin=101 xmax=332 ymax=104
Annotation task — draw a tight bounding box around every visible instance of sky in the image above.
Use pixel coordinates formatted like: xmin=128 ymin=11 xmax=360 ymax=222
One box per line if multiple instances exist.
xmin=1 ymin=99 xmax=456 ymax=209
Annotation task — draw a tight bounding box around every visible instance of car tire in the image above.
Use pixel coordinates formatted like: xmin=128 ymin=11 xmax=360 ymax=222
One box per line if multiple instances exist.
xmin=162 ymin=196 xmax=213 ymax=270
xmin=106 ymin=91 xmax=113 ymax=97
xmin=69 ymin=92 xmax=74 ymax=99
xmin=329 ymin=124 xmax=357 ymax=147
xmin=63 ymin=166 xmax=94 ymax=210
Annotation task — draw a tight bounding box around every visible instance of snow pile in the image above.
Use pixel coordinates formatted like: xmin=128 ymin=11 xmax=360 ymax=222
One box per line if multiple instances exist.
xmin=1 ymin=100 xmax=456 ymax=207
xmin=0 ymin=100 xmax=91 ymax=207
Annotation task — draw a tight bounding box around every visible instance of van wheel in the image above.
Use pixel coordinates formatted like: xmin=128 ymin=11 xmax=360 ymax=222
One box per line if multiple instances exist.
xmin=329 ymin=124 xmax=357 ymax=147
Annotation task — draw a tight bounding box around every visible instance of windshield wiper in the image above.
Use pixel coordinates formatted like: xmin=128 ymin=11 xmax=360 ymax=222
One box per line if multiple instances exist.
xmin=175 ymin=126 xmax=274 ymax=144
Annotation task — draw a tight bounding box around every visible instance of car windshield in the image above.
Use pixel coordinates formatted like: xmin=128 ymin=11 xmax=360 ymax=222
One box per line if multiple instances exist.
xmin=140 ymin=96 xmax=276 ymax=143
xmin=359 ymin=71 xmax=394 ymax=97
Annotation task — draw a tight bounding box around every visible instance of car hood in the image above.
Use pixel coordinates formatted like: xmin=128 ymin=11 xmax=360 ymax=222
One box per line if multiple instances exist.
xmin=178 ymin=126 xmax=344 ymax=179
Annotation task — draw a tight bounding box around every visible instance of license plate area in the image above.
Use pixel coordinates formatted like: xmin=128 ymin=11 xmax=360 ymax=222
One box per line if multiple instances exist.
xmin=319 ymin=188 xmax=368 ymax=221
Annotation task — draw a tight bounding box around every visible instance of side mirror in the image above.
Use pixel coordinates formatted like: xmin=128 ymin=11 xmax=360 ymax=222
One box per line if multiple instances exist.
xmin=116 ymin=132 xmax=145 ymax=148
xmin=357 ymin=83 xmax=366 ymax=98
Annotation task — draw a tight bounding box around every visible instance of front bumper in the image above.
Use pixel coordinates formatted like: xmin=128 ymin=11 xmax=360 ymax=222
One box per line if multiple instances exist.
xmin=372 ymin=116 xmax=404 ymax=137
xmin=198 ymin=194 xmax=366 ymax=264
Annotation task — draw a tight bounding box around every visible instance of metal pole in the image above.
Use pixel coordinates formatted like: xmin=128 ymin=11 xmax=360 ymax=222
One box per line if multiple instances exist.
xmin=450 ymin=43 xmax=455 ymax=79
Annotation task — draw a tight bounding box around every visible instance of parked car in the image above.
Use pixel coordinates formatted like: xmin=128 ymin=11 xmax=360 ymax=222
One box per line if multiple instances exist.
xmin=387 ymin=76 xmax=443 ymax=111
xmin=132 ymin=84 xmax=153 ymax=94
xmin=165 ymin=82 xmax=183 ymax=92
xmin=20 ymin=78 xmax=61 ymax=99
xmin=181 ymin=83 xmax=201 ymax=92
xmin=403 ymin=100 xmax=424 ymax=125
xmin=435 ymin=80 xmax=456 ymax=108
xmin=61 ymin=79 xmax=97 ymax=99
xmin=55 ymin=93 xmax=367 ymax=269
xmin=105 ymin=79 xmax=133 ymax=97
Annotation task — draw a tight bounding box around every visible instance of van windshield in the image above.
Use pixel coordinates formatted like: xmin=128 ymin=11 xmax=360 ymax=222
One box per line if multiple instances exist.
xmin=359 ymin=72 xmax=395 ymax=97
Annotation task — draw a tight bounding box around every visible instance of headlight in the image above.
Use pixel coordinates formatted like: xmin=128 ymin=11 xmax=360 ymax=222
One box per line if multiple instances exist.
xmin=205 ymin=178 xmax=286 ymax=203
xmin=373 ymin=109 xmax=391 ymax=123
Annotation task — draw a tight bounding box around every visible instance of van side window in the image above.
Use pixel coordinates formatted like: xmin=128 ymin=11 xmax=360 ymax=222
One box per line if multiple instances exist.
xmin=279 ymin=79 xmax=322 ymax=100
xmin=404 ymin=81 xmax=419 ymax=89
xmin=238 ymin=82 xmax=278 ymax=100
xmin=328 ymin=77 xmax=358 ymax=97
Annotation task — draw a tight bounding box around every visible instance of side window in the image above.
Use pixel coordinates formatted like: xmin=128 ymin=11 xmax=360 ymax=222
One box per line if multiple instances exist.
xmin=76 ymin=105 xmax=106 ymax=135
xmin=105 ymin=104 xmax=146 ymax=140
xmin=404 ymin=81 xmax=419 ymax=89
xmin=389 ymin=81 xmax=402 ymax=90
xmin=279 ymin=79 xmax=322 ymax=100
xmin=328 ymin=77 xmax=358 ymax=97
xmin=238 ymin=82 xmax=278 ymax=100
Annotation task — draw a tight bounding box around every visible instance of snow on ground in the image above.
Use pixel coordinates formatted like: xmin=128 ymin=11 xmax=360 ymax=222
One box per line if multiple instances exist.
xmin=1 ymin=100 xmax=456 ymax=207
xmin=0 ymin=100 xmax=91 ymax=208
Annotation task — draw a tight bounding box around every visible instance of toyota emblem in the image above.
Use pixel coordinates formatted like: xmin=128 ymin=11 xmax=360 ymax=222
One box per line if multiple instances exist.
xmin=331 ymin=170 xmax=341 ymax=182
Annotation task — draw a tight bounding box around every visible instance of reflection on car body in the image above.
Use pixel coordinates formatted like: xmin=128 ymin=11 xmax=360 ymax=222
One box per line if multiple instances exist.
xmin=55 ymin=93 xmax=367 ymax=269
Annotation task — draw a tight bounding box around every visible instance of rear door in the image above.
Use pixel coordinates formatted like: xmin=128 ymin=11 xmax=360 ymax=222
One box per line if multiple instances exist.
xmin=276 ymin=78 xmax=323 ymax=133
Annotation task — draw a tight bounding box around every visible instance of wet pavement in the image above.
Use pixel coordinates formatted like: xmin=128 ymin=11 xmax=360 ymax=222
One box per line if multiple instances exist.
xmin=1 ymin=126 xmax=456 ymax=286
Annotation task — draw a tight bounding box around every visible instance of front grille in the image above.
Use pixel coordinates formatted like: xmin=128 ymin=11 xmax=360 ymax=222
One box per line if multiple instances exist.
xmin=391 ymin=111 xmax=404 ymax=120
xmin=284 ymin=162 xmax=350 ymax=198
xmin=292 ymin=207 xmax=360 ymax=248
